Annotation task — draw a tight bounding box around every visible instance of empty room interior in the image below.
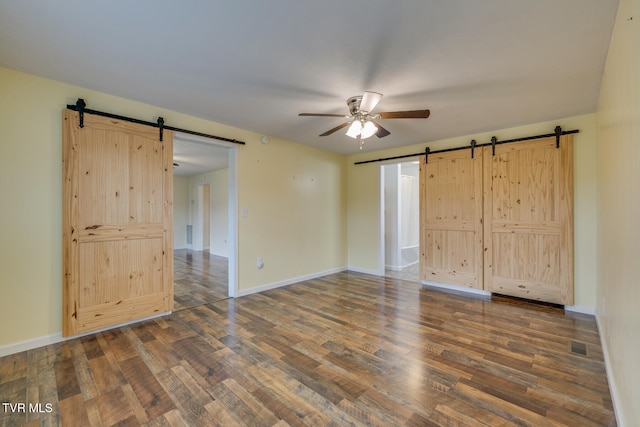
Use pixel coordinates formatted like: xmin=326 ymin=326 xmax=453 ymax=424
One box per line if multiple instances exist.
xmin=0 ymin=1 xmax=638 ymax=426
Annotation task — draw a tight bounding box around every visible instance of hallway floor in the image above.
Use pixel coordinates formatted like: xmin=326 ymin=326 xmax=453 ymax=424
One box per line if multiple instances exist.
xmin=173 ymin=249 xmax=229 ymax=311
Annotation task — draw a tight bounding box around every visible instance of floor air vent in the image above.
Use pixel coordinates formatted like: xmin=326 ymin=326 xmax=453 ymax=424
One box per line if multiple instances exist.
xmin=570 ymin=341 xmax=588 ymax=356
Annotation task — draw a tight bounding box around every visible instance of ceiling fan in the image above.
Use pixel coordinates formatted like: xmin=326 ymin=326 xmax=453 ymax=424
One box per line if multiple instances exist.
xmin=298 ymin=91 xmax=430 ymax=149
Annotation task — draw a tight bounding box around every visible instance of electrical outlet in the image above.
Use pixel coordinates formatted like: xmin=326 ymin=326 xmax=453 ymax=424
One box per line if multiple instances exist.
xmin=257 ymin=257 xmax=264 ymax=269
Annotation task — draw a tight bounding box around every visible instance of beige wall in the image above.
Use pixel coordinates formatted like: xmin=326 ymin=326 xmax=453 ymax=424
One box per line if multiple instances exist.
xmin=237 ymin=137 xmax=347 ymax=290
xmin=0 ymin=66 xmax=347 ymax=348
xmin=208 ymin=169 xmax=230 ymax=257
xmin=186 ymin=169 xmax=229 ymax=257
xmin=595 ymin=0 xmax=640 ymax=424
xmin=173 ymin=176 xmax=190 ymax=249
xmin=347 ymin=114 xmax=599 ymax=309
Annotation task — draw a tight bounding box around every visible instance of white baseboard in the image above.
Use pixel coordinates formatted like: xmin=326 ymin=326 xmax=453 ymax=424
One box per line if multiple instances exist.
xmin=564 ymin=305 xmax=596 ymax=315
xmin=0 ymin=333 xmax=64 ymax=358
xmin=385 ymin=261 xmax=418 ymax=272
xmin=237 ymin=267 xmax=348 ymax=297
xmin=595 ymin=312 xmax=624 ymax=427
xmin=0 ymin=311 xmax=171 ymax=358
xmin=422 ymin=280 xmax=492 ymax=297
xmin=346 ymin=266 xmax=383 ymax=276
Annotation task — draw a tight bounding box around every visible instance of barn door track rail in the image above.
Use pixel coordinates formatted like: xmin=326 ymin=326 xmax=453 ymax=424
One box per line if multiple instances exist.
xmin=354 ymin=126 xmax=578 ymax=165
xmin=67 ymin=98 xmax=245 ymax=145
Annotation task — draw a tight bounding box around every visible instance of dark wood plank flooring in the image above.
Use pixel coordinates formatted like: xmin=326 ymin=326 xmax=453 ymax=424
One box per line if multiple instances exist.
xmin=0 ymin=272 xmax=616 ymax=426
xmin=385 ymin=263 xmax=419 ymax=283
xmin=173 ymin=249 xmax=229 ymax=311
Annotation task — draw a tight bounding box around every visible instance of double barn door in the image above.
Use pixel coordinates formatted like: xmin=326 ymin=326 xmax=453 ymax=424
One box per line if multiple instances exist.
xmin=420 ymin=135 xmax=573 ymax=305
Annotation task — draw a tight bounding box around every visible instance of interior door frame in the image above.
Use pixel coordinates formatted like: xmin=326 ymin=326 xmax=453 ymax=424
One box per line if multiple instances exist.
xmin=173 ymin=132 xmax=239 ymax=298
xmin=378 ymin=158 xmax=421 ymax=277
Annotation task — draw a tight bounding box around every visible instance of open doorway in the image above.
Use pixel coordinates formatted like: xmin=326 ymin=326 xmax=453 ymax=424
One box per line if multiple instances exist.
xmin=172 ymin=133 xmax=238 ymax=310
xmin=381 ymin=161 xmax=420 ymax=283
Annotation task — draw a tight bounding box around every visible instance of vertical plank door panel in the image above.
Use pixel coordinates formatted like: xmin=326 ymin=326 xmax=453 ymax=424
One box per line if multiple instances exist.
xmin=483 ymin=136 xmax=573 ymax=304
xmin=420 ymin=149 xmax=484 ymax=289
xmin=63 ymin=110 xmax=173 ymax=336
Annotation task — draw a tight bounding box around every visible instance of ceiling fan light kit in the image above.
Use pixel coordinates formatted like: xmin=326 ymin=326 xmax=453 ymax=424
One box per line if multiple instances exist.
xmin=360 ymin=120 xmax=378 ymax=139
xmin=298 ymin=91 xmax=430 ymax=150
xmin=346 ymin=119 xmax=379 ymax=139
xmin=345 ymin=120 xmax=363 ymax=138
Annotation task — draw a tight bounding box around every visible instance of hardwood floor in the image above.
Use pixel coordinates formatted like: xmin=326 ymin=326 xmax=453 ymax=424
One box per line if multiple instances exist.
xmin=385 ymin=263 xmax=420 ymax=283
xmin=0 ymin=272 xmax=616 ymax=426
xmin=173 ymin=249 xmax=229 ymax=311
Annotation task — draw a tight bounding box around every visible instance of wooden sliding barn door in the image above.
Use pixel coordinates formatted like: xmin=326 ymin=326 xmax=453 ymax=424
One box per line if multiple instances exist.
xmin=62 ymin=109 xmax=174 ymax=336
xmin=483 ymin=135 xmax=573 ymax=305
xmin=420 ymin=149 xmax=484 ymax=289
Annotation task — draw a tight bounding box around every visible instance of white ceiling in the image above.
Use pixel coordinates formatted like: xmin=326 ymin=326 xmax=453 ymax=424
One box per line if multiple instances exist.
xmin=172 ymin=133 xmax=230 ymax=177
xmin=0 ymin=1 xmax=618 ymax=156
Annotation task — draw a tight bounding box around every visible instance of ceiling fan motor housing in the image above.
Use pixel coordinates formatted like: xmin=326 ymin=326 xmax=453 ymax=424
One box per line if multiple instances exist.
xmin=347 ymin=96 xmax=363 ymax=116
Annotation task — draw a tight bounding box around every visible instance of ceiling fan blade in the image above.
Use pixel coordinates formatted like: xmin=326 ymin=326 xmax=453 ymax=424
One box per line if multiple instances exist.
xmin=378 ymin=109 xmax=430 ymax=119
xmin=299 ymin=113 xmax=347 ymax=117
xmin=319 ymin=122 xmax=350 ymax=136
xmin=373 ymin=122 xmax=390 ymax=138
xmin=359 ymin=91 xmax=383 ymax=113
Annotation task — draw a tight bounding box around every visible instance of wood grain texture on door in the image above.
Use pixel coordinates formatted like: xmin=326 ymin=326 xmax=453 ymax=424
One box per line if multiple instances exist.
xmin=419 ymin=149 xmax=484 ymax=289
xmin=62 ymin=110 xmax=173 ymax=336
xmin=483 ymin=135 xmax=573 ymax=304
